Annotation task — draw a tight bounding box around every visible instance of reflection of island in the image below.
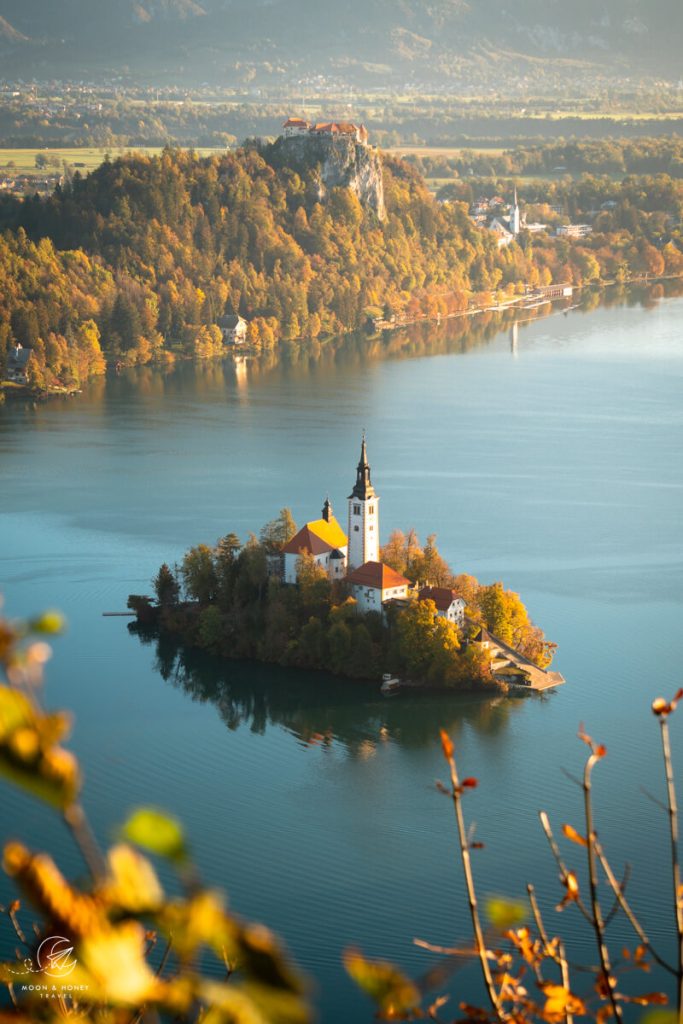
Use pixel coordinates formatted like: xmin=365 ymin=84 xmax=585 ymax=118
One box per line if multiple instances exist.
xmin=130 ymin=623 xmax=525 ymax=755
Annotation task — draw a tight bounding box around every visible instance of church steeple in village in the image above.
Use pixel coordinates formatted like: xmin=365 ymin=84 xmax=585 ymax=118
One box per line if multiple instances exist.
xmin=348 ymin=433 xmax=380 ymax=569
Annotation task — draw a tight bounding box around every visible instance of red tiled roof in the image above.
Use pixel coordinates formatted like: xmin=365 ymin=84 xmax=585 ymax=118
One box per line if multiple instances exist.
xmin=283 ymin=517 xmax=347 ymax=556
xmin=347 ymin=561 xmax=410 ymax=590
xmin=418 ymin=586 xmax=464 ymax=612
xmin=283 ymin=525 xmax=334 ymax=557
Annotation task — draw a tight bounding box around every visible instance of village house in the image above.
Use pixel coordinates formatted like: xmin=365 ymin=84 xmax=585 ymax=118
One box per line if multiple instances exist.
xmin=347 ymin=561 xmax=411 ymax=614
xmin=4 ymin=344 xmax=32 ymax=385
xmin=473 ymin=189 xmax=522 ymax=246
xmin=555 ymin=224 xmax=593 ymax=238
xmin=418 ymin=586 xmax=465 ymax=628
xmin=217 ymin=314 xmax=248 ymax=345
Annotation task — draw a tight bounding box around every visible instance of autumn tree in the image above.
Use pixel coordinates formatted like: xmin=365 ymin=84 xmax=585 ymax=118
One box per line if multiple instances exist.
xmin=260 ymin=508 xmax=297 ymax=553
xmin=180 ymin=544 xmax=218 ymax=604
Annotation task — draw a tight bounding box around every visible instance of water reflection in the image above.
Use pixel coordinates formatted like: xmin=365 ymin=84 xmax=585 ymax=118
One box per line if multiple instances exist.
xmin=2 ymin=280 xmax=679 ymax=428
xmin=131 ymin=623 xmax=527 ymax=753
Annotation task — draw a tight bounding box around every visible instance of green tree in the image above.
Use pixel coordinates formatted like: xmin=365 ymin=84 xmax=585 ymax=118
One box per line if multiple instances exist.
xmin=198 ymin=605 xmax=223 ymax=653
xmin=181 ymin=544 xmax=218 ymax=604
xmin=153 ymin=563 xmax=179 ymax=607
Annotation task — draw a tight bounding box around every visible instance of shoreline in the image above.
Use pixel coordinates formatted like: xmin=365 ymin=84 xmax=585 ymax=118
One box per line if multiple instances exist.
xmin=3 ymin=275 xmax=681 ymax=402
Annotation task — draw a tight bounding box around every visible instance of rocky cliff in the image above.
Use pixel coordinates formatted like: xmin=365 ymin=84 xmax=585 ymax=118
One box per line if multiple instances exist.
xmin=268 ymin=135 xmax=386 ymax=221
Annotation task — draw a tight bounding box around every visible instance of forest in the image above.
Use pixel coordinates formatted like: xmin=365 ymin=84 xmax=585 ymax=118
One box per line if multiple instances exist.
xmin=129 ymin=511 xmax=555 ymax=691
xmin=0 ymin=141 xmax=682 ymax=390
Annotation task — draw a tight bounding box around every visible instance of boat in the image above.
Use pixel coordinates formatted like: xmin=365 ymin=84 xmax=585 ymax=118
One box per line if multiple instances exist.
xmin=380 ymin=673 xmax=401 ymax=696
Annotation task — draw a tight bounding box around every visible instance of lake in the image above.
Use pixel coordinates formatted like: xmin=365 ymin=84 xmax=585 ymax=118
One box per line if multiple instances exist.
xmin=1 ymin=290 xmax=682 ymax=1020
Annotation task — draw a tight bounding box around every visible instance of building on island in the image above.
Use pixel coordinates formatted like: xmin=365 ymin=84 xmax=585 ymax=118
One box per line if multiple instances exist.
xmin=282 ymin=498 xmax=348 ymax=584
xmin=347 ymin=434 xmax=379 ymax=570
xmin=469 ymin=623 xmax=564 ymax=689
xmin=276 ymin=435 xmax=565 ymax=689
xmin=347 ymin=561 xmax=410 ymax=613
xmin=418 ymin=586 xmax=465 ymax=628
xmin=4 ymin=344 xmax=32 ymax=385
xmin=217 ymin=314 xmax=248 ymax=345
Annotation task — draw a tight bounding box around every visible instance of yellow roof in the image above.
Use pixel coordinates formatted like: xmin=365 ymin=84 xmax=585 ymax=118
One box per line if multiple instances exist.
xmin=307 ymin=516 xmax=347 ymax=550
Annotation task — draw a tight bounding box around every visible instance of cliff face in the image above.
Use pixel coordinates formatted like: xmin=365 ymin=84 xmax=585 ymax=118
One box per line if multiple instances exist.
xmin=269 ymin=135 xmax=386 ymax=220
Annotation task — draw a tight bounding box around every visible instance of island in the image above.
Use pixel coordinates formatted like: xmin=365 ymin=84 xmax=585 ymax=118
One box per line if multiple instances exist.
xmin=129 ymin=437 xmax=564 ymax=695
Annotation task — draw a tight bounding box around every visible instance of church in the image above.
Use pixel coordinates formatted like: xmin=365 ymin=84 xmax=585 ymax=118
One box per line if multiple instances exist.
xmin=282 ymin=436 xmax=413 ymax=611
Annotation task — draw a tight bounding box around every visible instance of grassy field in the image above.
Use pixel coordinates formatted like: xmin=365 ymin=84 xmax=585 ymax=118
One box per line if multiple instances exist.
xmin=0 ymin=146 xmax=225 ymax=173
xmin=385 ymin=145 xmax=508 ymax=158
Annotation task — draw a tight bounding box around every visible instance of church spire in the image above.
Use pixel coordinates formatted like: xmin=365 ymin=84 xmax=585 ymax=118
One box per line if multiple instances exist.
xmin=350 ymin=432 xmax=375 ymax=500
xmin=322 ymin=495 xmax=333 ymax=522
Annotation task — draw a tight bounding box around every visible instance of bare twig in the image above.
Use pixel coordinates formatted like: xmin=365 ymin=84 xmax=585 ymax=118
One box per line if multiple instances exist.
xmin=659 ymin=716 xmax=683 ymax=1014
xmin=595 ymin=842 xmax=675 ymax=975
xmin=602 ymin=863 xmax=630 ymax=929
xmin=440 ymin=731 xmax=504 ymax=1020
xmin=558 ymin=941 xmax=573 ymax=1024
xmin=63 ymin=802 xmax=107 ymax=882
xmin=5 ymin=905 xmax=29 ymax=950
xmin=528 ymin=885 xmax=572 ymax=1024
xmin=538 ymin=812 xmax=593 ymax=924
xmin=582 ymin=748 xmax=622 ymax=1023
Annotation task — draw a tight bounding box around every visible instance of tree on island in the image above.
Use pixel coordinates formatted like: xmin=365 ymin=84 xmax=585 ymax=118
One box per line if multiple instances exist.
xmin=153 ymin=563 xmax=179 ymax=607
xmin=260 ymin=508 xmax=297 ymax=553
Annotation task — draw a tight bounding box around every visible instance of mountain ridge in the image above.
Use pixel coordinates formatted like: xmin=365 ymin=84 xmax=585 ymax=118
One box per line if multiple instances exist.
xmin=0 ymin=0 xmax=680 ymax=82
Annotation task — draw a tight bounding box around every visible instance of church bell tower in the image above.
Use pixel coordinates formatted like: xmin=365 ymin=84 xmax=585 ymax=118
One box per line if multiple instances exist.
xmin=347 ymin=434 xmax=380 ymax=569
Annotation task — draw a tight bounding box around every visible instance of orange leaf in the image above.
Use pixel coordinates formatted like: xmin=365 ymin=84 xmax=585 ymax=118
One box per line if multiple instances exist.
xmin=562 ymin=824 xmax=588 ymax=848
xmin=439 ymin=729 xmax=454 ymax=760
xmin=595 ymin=744 xmax=607 ymax=759
xmin=462 ymin=777 xmax=478 ymax=789
xmin=623 ymin=992 xmax=668 ymax=1006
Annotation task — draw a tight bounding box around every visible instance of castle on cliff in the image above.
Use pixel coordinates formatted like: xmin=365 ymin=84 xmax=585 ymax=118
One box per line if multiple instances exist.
xmin=281 ymin=117 xmax=369 ymax=146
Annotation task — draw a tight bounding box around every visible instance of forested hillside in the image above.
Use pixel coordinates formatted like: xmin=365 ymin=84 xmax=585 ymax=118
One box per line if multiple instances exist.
xmin=1 ymin=143 xmax=682 ymax=390
xmin=0 ymin=145 xmax=537 ymax=387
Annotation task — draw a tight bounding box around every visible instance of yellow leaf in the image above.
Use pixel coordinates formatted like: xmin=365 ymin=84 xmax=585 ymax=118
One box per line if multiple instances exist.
xmin=121 ymin=806 xmax=187 ymax=863
xmin=485 ymin=896 xmax=526 ymax=930
xmin=344 ymin=948 xmax=420 ymax=1016
xmin=0 ymin=686 xmax=80 ymax=809
xmin=541 ymin=983 xmax=587 ymax=1019
xmin=99 ymin=843 xmax=164 ymax=914
xmin=161 ymin=890 xmax=238 ymax=961
xmin=72 ymin=921 xmax=161 ymax=1005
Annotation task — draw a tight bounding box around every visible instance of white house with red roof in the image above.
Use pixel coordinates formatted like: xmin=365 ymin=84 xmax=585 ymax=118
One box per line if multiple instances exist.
xmin=418 ymin=586 xmax=466 ymax=628
xmin=347 ymin=561 xmax=410 ymax=614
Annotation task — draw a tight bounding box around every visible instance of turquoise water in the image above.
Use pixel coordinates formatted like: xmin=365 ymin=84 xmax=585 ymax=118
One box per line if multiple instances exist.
xmin=1 ymin=294 xmax=682 ymax=1019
